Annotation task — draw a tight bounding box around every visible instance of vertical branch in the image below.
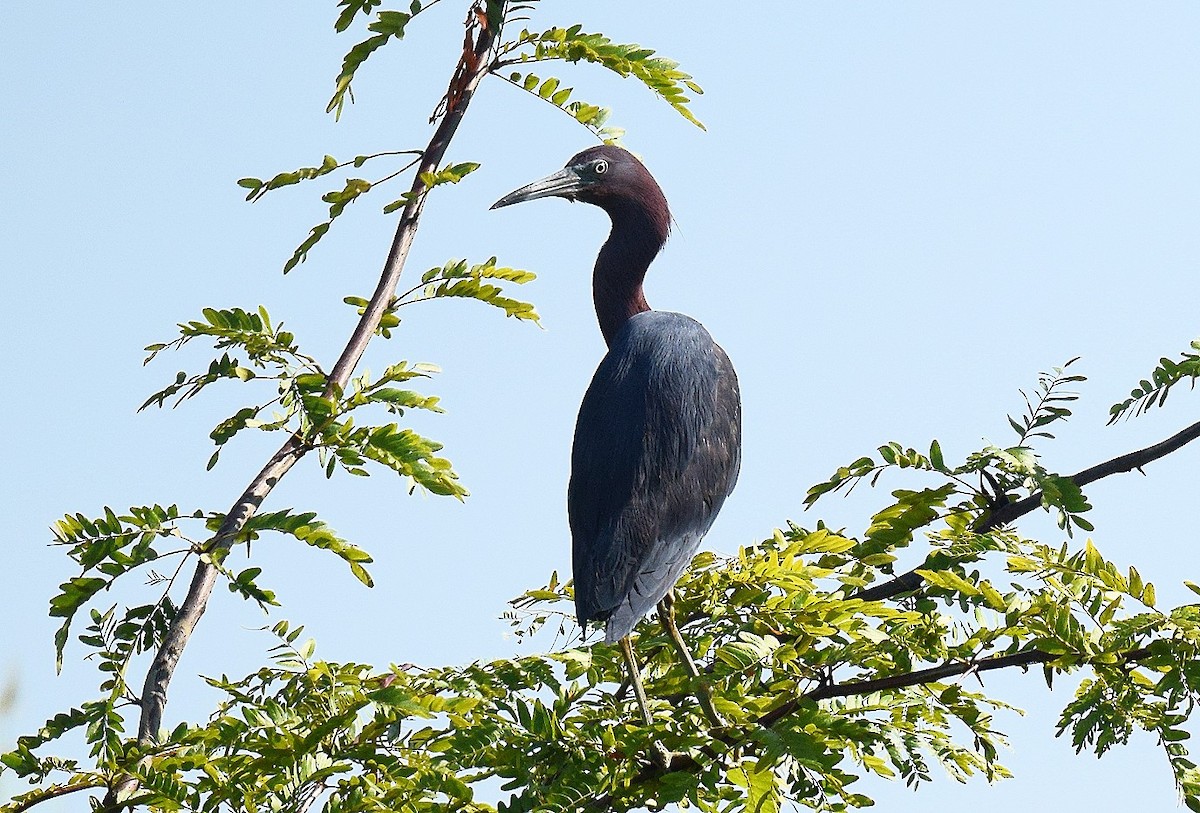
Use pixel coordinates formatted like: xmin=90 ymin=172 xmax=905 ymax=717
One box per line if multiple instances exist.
xmin=135 ymin=435 xmax=309 ymax=742
xmin=325 ymin=6 xmax=501 ymax=392
xmin=101 ymin=6 xmax=507 ymax=807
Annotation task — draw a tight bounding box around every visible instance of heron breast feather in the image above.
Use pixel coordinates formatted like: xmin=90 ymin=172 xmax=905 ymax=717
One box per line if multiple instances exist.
xmin=569 ymin=311 xmax=742 ymax=632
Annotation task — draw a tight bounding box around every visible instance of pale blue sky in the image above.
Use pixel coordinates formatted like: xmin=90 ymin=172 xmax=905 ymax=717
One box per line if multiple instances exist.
xmin=4 ymin=2 xmax=1200 ymax=809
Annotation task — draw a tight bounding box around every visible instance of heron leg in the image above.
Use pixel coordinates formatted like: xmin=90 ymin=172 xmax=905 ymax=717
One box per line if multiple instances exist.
xmin=658 ymin=591 xmax=723 ymax=728
xmin=618 ymin=635 xmax=654 ymax=727
xmin=617 ymin=635 xmax=674 ymax=768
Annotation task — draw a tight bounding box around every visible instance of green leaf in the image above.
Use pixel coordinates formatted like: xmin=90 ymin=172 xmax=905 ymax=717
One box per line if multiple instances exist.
xmin=929 ymin=439 xmax=946 ymax=470
xmin=236 ymin=509 xmax=376 ymax=588
xmin=417 ymin=161 xmax=481 ymax=189
xmin=241 ymin=155 xmax=340 ymax=202
xmin=284 ymin=222 xmax=331 ymax=274
xmin=334 ymin=0 xmax=383 ymax=32
xmin=505 ymin=27 xmax=706 ymax=129
xmin=916 ymin=568 xmax=981 ymax=596
xmin=141 ymin=312 xmax=291 ymax=409
xmin=404 ymin=257 xmax=540 ymax=322
xmin=224 ymin=566 xmax=278 ymax=608
xmin=328 ymin=33 xmax=394 ymax=119
xmin=1109 ymin=340 xmax=1200 ymax=422
xmin=1142 ymin=582 xmax=1156 ymax=608
xmin=322 ymin=177 xmax=373 ymax=218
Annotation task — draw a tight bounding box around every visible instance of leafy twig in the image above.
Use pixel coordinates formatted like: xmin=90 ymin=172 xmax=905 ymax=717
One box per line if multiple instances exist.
xmin=854 ymin=416 xmax=1200 ymax=603
xmin=1109 ymin=339 xmax=1200 ymax=423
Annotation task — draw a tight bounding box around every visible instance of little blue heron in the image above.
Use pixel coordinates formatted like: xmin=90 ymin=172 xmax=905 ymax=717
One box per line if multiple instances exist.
xmin=492 ymin=145 xmax=742 ymax=728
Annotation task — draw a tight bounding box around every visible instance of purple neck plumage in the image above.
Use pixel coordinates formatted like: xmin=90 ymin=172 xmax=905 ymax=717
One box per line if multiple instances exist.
xmin=591 ymin=181 xmax=671 ymax=347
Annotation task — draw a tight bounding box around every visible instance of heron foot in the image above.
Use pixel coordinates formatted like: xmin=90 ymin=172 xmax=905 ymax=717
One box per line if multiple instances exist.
xmin=651 ymin=741 xmax=674 ymax=769
xmin=658 ymin=593 xmax=724 ymax=729
xmin=618 ymin=635 xmax=655 ymax=727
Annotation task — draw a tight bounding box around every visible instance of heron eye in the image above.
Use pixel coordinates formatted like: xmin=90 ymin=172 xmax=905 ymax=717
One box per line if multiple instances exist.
xmin=593 ymin=159 xmax=608 ymax=175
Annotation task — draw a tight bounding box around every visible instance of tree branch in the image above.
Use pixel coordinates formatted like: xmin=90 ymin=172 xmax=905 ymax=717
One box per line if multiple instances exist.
xmin=135 ymin=434 xmax=309 ymax=743
xmin=587 ymin=645 xmax=1151 ymax=811
xmin=102 ymin=5 xmax=506 ymax=809
xmin=8 ymin=778 xmax=108 ymax=813
xmin=986 ymin=416 xmax=1200 ymax=529
xmin=854 ymin=416 xmax=1200 ymax=603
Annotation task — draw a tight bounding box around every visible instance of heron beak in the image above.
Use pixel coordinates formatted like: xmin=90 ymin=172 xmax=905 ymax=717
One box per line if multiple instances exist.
xmin=490 ymin=167 xmax=586 ymax=209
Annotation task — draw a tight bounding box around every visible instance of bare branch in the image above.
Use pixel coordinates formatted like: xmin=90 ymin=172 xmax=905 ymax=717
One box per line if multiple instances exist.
xmin=851 ymin=569 xmax=925 ymax=603
xmin=855 ymin=416 xmax=1200 ymax=603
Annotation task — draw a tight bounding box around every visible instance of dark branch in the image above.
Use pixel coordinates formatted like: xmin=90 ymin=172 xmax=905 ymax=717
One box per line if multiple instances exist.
xmin=986 ymin=416 xmax=1200 ymax=529
xmin=854 ymin=416 xmax=1200 ymax=603
xmin=587 ymin=645 xmax=1151 ymax=811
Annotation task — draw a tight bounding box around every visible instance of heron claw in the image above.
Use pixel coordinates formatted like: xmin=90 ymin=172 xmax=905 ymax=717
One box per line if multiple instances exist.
xmin=652 ymin=742 xmax=674 ymax=770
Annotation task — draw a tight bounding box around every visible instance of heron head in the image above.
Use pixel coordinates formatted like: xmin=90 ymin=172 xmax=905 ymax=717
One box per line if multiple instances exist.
xmin=490 ymin=145 xmax=651 ymax=210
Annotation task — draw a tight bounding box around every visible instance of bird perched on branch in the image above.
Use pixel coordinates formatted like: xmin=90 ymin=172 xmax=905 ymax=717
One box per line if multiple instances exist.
xmin=493 ymin=145 xmax=741 ymax=727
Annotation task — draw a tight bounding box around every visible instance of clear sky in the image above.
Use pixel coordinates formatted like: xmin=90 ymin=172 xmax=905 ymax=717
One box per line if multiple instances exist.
xmin=4 ymin=2 xmax=1200 ymax=809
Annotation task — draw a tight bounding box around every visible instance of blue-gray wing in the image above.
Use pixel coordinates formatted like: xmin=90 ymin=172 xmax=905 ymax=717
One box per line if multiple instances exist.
xmin=568 ymin=311 xmax=741 ymax=643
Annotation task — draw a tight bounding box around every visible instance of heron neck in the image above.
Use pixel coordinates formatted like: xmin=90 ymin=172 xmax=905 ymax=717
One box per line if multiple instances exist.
xmin=593 ymin=199 xmax=669 ymax=347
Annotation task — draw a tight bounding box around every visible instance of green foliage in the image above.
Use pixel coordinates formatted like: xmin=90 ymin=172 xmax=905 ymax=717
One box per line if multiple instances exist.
xmin=343 ymin=256 xmax=539 ymax=339
xmin=239 ymin=511 xmax=375 ymax=587
xmin=1007 ymin=357 xmax=1084 ymax=443
xmin=237 ymin=151 xmax=421 ymax=203
xmin=496 ymin=24 xmax=706 ymax=136
xmin=807 ymin=361 xmax=1095 ymax=536
xmin=238 ymin=154 xmax=486 ymax=275
xmin=417 ymin=160 xmax=481 ymax=189
xmin=201 ymin=513 xmax=372 ymax=609
xmin=282 ymin=161 xmax=413 ymax=274
xmin=275 ymin=155 xmax=484 ymax=272
xmin=333 ymin=0 xmax=384 ymax=33
xmin=320 ymin=420 xmax=467 ymax=497
xmin=15 ymin=514 xmax=1200 ymax=811
xmin=327 ymin=1 xmax=430 ymax=119
xmin=141 ymin=306 xmax=312 ymax=401
xmin=1109 ymin=338 xmax=1200 ymax=423
xmin=241 ymin=7 xmax=710 ymax=276
xmin=383 ymin=161 xmax=481 ymax=214
xmin=138 ymin=302 xmax=479 ymax=493
xmin=12 ymin=502 xmax=390 ymax=804
xmin=410 ymin=257 xmax=540 ymax=321
xmin=41 ymin=501 xmax=378 ymax=678
xmin=47 ymin=504 xmax=196 ymax=670
xmin=142 ymin=304 xmax=315 ymax=470
xmin=499 ymin=69 xmax=620 ymax=140
xmin=237 ymin=152 xmax=425 ymax=273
